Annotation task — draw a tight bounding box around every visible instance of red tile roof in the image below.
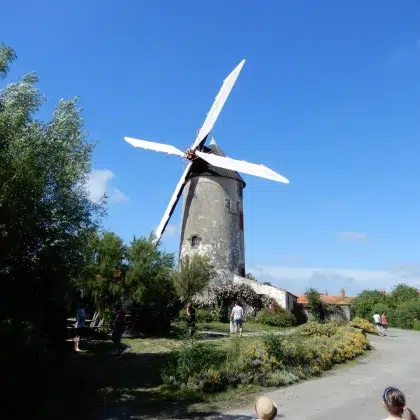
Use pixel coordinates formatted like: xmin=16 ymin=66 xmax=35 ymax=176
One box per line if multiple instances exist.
xmin=296 ymin=294 xmax=355 ymax=305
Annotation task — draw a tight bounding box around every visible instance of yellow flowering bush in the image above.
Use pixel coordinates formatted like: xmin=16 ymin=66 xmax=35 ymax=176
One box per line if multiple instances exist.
xmin=350 ymin=317 xmax=378 ymax=335
xmin=163 ymin=323 xmax=371 ymax=393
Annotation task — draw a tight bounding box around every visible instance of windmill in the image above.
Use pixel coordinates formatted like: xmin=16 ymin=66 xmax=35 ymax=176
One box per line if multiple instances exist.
xmin=124 ymin=60 xmax=289 ymax=258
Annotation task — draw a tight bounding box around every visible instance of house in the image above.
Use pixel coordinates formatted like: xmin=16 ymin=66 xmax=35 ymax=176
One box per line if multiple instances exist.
xmin=233 ymin=275 xmax=298 ymax=311
xmin=296 ymin=288 xmax=355 ymax=321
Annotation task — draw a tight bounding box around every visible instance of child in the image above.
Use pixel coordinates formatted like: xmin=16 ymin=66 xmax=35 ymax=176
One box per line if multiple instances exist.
xmin=74 ymin=301 xmax=87 ymax=352
xmin=382 ymin=387 xmax=418 ymax=420
xmin=255 ymin=396 xmax=277 ymax=420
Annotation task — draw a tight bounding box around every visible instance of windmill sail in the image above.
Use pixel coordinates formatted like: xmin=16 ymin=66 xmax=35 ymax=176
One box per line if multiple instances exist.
xmin=154 ymin=162 xmax=193 ymax=241
xmin=124 ymin=137 xmax=184 ymax=157
xmin=195 ymin=150 xmax=289 ymax=184
xmin=189 ymin=59 xmax=245 ymax=151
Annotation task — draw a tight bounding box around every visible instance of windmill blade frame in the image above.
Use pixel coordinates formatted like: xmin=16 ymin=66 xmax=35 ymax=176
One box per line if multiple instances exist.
xmin=195 ymin=150 xmax=289 ymax=184
xmin=124 ymin=137 xmax=184 ymax=157
xmin=189 ymin=59 xmax=245 ymax=152
xmin=154 ymin=161 xmax=193 ymax=241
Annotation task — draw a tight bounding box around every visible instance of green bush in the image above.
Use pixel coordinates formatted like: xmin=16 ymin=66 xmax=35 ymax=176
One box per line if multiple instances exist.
xmin=392 ymin=299 xmax=420 ymax=329
xmin=178 ymin=307 xmax=222 ymax=323
xmin=255 ymin=307 xmax=297 ymax=328
xmin=162 ymin=323 xmax=371 ymax=394
xmin=296 ymin=321 xmax=339 ymax=337
xmin=162 ymin=339 xmax=223 ymax=388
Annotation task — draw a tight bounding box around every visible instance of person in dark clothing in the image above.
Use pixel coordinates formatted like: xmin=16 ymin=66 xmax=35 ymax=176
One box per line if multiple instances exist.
xmin=111 ymin=306 xmax=127 ymax=357
xmin=186 ymin=302 xmax=196 ymax=336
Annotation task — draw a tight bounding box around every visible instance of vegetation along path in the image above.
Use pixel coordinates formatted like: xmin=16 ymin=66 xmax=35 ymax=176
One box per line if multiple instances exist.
xmin=201 ymin=329 xmax=420 ymax=420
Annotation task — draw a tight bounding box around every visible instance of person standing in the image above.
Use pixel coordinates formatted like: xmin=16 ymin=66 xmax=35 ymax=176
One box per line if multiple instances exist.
xmin=74 ymin=301 xmax=87 ymax=352
xmin=186 ymin=302 xmax=196 ymax=336
xmin=373 ymin=312 xmax=384 ymax=336
xmin=111 ymin=306 xmax=127 ymax=357
xmin=231 ymin=301 xmax=244 ymax=337
xmin=381 ymin=312 xmax=388 ymax=336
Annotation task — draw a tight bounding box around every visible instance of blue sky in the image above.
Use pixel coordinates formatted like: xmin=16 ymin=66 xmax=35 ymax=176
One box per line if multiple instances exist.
xmin=3 ymin=0 xmax=420 ymax=295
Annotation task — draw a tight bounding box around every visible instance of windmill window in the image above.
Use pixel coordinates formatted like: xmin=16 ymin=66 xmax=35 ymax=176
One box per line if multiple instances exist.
xmin=237 ymin=184 xmax=243 ymax=198
xmin=191 ymin=235 xmax=200 ymax=247
xmin=225 ymin=198 xmax=231 ymax=211
xmin=236 ymin=201 xmax=240 ymax=211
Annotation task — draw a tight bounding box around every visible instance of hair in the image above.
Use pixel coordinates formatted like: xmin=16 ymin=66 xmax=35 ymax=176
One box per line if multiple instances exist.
xmin=383 ymin=387 xmax=418 ymax=420
xmin=236 ymin=300 xmax=241 ymax=306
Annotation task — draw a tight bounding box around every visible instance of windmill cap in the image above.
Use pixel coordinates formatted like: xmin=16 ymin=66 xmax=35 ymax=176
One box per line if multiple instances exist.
xmin=255 ymin=396 xmax=278 ymax=420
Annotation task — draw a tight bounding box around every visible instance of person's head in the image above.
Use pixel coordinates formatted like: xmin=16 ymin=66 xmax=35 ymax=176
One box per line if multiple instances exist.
xmin=382 ymin=387 xmax=418 ymax=420
xmin=236 ymin=300 xmax=241 ymax=307
xmin=255 ymin=396 xmax=277 ymax=420
xmin=382 ymin=312 xmax=386 ymax=316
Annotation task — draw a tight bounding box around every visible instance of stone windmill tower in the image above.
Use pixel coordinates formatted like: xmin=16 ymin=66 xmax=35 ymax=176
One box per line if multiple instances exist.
xmin=123 ymin=59 xmax=289 ymax=282
xmin=179 ymin=137 xmax=246 ymax=280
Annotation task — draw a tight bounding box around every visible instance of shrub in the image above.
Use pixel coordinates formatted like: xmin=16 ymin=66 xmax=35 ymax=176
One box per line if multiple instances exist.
xmin=162 ymin=339 xmax=223 ymax=387
xmin=296 ymin=321 xmax=339 ymax=337
xmin=349 ymin=317 xmax=377 ymax=335
xmin=178 ymin=307 xmax=222 ymax=323
xmin=162 ymin=323 xmax=371 ymax=394
xmin=255 ymin=307 xmax=297 ymax=328
xmin=392 ymin=299 xmax=420 ymax=329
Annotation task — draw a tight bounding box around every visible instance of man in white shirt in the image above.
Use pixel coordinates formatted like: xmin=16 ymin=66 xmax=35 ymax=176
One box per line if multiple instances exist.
xmin=231 ymin=301 xmax=244 ymax=337
xmin=373 ymin=312 xmax=384 ymax=336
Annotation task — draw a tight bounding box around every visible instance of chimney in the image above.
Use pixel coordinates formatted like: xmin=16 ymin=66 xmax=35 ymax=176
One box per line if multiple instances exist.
xmin=340 ymin=288 xmax=345 ymax=300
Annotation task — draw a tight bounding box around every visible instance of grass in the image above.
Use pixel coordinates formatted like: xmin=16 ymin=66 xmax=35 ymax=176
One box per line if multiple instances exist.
xmin=46 ymin=328 xmax=261 ymax=420
xmin=198 ymin=320 xmax=283 ymax=333
xmin=45 ymin=322 xmax=368 ymax=419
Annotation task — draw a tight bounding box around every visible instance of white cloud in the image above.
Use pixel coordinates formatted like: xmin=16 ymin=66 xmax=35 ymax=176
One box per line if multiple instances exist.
xmin=86 ymin=169 xmax=128 ymax=204
xmin=247 ymin=264 xmax=420 ymax=296
xmin=336 ymin=231 xmax=368 ymax=242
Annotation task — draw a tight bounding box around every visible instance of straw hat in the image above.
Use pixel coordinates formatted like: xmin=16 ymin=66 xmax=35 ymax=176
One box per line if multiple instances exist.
xmin=255 ymin=396 xmax=278 ymax=420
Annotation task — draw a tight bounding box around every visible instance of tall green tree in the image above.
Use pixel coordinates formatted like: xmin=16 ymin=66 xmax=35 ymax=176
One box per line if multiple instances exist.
xmin=172 ymin=254 xmax=216 ymax=303
xmin=389 ymin=284 xmax=419 ymax=308
xmin=0 ymin=43 xmax=102 ymax=415
xmin=125 ymin=235 xmax=176 ymax=335
xmin=352 ymin=289 xmax=387 ymax=319
xmin=78 ymin=231 xmax=126 ymax=320
xmin=305 ymin=288 xmax=325 ymax=321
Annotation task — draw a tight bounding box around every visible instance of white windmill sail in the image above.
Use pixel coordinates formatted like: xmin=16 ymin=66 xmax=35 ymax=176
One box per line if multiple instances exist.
xmin=195 ymin=150 xmax=289 ymax=184
xmin=124 ymin=137 xmax=184 ymax=157
xmin=154 ymin=161 xmax=193 ymax=241
xmin=190 ymin=59 xmax=245 ymax=151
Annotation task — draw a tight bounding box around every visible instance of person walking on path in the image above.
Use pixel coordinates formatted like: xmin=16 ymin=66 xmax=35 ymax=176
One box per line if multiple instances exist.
xmin=231 ymin=301 xmax=244 ymax=337
xmin=373 ymin=312 xmax=384 ymax=336
xmin=186 ymin=302 xmax=196 ymax=337
xmin=74 ymin=301 xmax=87 ymax=352
xmin=381 ymin=386 xmax=418 ymax=420
xmin=381 ymin=312 xmax=388 ymax=336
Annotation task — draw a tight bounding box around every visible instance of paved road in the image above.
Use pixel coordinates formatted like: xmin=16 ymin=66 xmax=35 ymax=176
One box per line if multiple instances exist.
xmin=204 ymin=328 xmax=420 ymax=420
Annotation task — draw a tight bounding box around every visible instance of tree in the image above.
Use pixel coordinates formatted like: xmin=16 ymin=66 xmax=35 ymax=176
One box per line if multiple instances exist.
xmin=77 ymin=231 xmax=126 ymax=321
xmin=389 ymin=284 xmax=419 ymax=308
xmin=0 ymin=43 xmax=101 ymax=415
xmin=245 ymin=272 xmax=257 ymax=281
xmin=305 ymin=288 xmax=325 ymax=321
xmin=263 ymin=281 xmax=272 ymax=286
xmin=172 ymin=254 xmax=216 ymax=303
xmin=353 ymin=289 xmax=387 ymax=319
xmin=125 ymin=235 xmax=176 ymax=335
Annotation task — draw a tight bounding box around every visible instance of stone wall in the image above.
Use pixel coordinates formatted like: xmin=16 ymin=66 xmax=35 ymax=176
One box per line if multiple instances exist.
xmin=233 ymin=275 xmax=297 ymax=311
